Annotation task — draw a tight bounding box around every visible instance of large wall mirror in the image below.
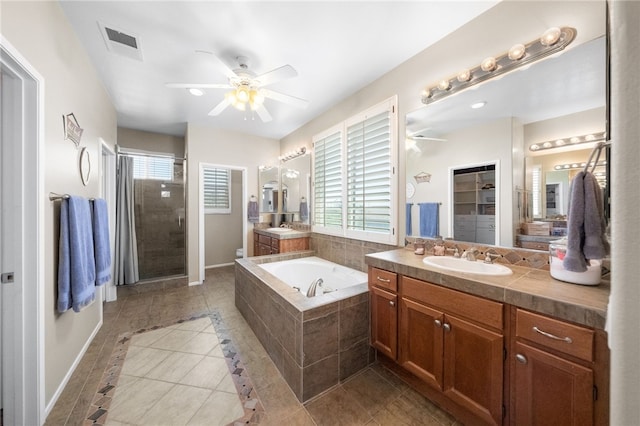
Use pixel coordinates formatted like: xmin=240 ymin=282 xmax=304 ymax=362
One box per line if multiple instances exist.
xmin=258 ymin=165 xmax=279 ymax=213
xmin=281 ymin=154 xmax=311 ymax=222
xmin=405 ymin=34 xmax=606 ymax=250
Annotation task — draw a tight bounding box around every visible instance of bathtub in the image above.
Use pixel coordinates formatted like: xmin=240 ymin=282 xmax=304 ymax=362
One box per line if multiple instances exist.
xmin=259 ymin=256 xmax=367 ymax=295
xmin=235 ymin=253 xmax=373 ymax=402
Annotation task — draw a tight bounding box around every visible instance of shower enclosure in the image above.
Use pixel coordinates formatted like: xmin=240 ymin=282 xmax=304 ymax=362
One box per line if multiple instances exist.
xmin=134 ymin=159 xmax=186 ymax=280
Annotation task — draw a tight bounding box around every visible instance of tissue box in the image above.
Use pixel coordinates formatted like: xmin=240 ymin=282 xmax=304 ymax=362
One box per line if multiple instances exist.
xmin=522 ymin=222 xmax=551 ymax=236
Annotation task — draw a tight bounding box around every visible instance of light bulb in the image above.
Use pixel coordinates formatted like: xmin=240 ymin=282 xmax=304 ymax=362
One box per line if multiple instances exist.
xmin=508 ymin=44 xmax=526 ymax=60
xmin=555 ymin=139 xmax=565 ymax=146
xmin=571 ymin=163 xmax=579 ymax=168
xmin=481 ymin=57 xmax=497 ymax=72
xmin=236 ymin=86 xmax=250 ymax=103
xmin=541 ymin=27 xmax=561 ymax=46
xmin=457 ymin=69 xmax=472 ymax=82
xmin=437 ymin=79 xmax=451 ymax=91
xmin=252 ymin=90 xmax=265 ymax=106
xmin=585 ymin=134 xmax=595 ymax=141
xmin=529 ymin=144 xmax=540 ymax=151
xmin=421 ymin=89 xmax=432 ymax=99
xmin=555 ymin=165 xmax=562 ymax=170
xmin=543 ymin=142 xmax=553 ymax=148
xmin=570 ymin=137 xmax=581 ymax=144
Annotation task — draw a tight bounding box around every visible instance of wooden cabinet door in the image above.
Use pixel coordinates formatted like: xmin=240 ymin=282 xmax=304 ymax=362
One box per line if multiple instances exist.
xmin=370 ymin=286 xmax=397 ymax=360
xmin=443 ymin=314 xmax=504 ymax=426
xmin=513 ymin=342 xmax=593 ymax=426
xmin=399 ymin=297 xmax=444 ymax=390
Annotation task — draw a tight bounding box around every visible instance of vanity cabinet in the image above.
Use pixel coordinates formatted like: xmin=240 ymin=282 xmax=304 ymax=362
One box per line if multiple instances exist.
xmin=253 ymin=230 xmax=309 ymax=256
xmin=368 ymin=267 xmax=398 ymax=360
xmin=511 ymin=309 xmax=604 ymax=426
xmin=398 ymin=276 xmax=504 ymax=425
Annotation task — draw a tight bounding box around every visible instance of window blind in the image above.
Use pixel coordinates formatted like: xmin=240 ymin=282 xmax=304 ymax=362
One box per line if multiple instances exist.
xmin=313 ymin=130 xmax=343 ymax=230
xmin=130 ymin=154 xmax=174 ymax=181
xmin=346 ymin=110 xmax=392 ymax=234
xmin=203 ymin=167 xmax=231 ymax=214
xmin=532 ymin=166 xmax=541 ymax=217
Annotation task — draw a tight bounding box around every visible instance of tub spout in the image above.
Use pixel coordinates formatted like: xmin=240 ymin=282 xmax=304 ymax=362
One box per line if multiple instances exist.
xmin=306 ymin=278 xmax=324 ymax=297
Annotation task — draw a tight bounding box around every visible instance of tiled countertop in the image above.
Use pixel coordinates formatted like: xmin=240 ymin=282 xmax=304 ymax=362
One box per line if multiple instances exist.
xmin=254 ymin=228 xmax=311 ymax=240
xmin=365 ymin=249 xmax=610 ymax=330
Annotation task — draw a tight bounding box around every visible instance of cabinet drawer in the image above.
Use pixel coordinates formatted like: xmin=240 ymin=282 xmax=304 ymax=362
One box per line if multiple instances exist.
xmin=516 ymin=309 xmax=594 ymax=362
xmin=520 ymin=241 xmax=549 ymax=251
xmin=369 ymin=267 xmax=397 ymax=292
xmin=258 ymin=234 xmax=272 ymax=245
xmin=270 ymin=238 xmax=279 ymax=248
xmin=401 ymin=276 xmax=503 ymax=330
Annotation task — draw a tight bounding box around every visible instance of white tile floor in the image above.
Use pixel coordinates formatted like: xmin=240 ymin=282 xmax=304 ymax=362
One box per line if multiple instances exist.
xmin=105 ymin=317 xmax=244 ymax=426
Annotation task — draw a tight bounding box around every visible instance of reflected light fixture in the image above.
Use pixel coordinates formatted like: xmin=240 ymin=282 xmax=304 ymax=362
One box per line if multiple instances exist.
xmin=471 ymin=101 xmax=487 ymax=109
xmin=189 ymin=88 xmax=204 ymax=96
xmin=554 ymin=160 xmax=606 ymax=171
xmin=529 ymin=131 xmax=606 ymax=152
xmin=421 ymin=26 xmax=576 ymax=105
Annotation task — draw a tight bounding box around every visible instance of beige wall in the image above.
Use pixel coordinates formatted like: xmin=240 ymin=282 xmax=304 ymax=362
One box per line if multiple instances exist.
xmin=205 ymin=170 xmax=243 ymax=266
xmin=1 ymin=1 xmax=117 ymax=409
xmin=280 ymin=0 xmax=605 ymax=240
xmin=186 ymin=124 xmax=280 ymax=283
xmin=117 ymin=127 xmax=185 ymax=157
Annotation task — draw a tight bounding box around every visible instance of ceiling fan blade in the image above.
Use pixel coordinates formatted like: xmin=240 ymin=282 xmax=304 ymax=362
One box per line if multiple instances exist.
xmin=166 ymin=83 xmax=232 ymax=89
xmin=208 ymin=98 xmax=230 ymax=116
xmin=261 ymin=88 xmax=309 ymax=109
xmin=254 ymin=104 xmax=273 ymax=122
xmin=255 ymin=65 xmax=298 ymax=87
xmin=195 ymin=50 xmax=238 ymax=80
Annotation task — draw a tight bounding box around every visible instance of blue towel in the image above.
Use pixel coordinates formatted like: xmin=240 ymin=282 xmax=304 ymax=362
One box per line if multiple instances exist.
xmin=57 ymin=196 xmax=96 ymax=313
xmin=406 ymin=203 xmax=413 ymax=236
xmin=92 ymin=198 xmax=111 ymax=286
xmin=248 ymin=200 xmax=259 ymax=222
xmin=300 ymin=201 xmax=309 ymax=220
xmin=419 ymin=202 xmax=439 ymax=238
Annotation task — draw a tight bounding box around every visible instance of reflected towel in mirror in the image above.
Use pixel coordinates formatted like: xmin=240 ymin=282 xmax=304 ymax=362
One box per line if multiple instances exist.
xmin=248 ymin=200 xmax=259 ymax=222
xmin=419 ymin=202 xmax=439 ymax=238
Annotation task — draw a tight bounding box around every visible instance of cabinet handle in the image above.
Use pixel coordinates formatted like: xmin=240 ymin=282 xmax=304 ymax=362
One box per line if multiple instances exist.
xmin=443 ymin=323 xmax=451 ymax=332
xmin=533 ymin=326 xmax=573 ymax=344
xmin=516 ymin=354 xmax=528 ymax=364
xmin=434 ymin=319 xmax=442 ymax=328
xmin=389 ymin=300 xmax=395 ymax=307
xmin=377 ymin=276 xmax=391 ymax=283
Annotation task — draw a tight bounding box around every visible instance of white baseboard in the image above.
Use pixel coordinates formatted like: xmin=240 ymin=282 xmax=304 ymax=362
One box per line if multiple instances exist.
xmin=205 ymin=262 xmax=235 ymax=269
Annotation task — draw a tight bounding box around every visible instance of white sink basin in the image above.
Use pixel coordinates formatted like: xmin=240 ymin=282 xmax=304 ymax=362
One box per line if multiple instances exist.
xmin=422 ymin=256 xmax=513 ymax=276
xmin=265 ymin=227 xmax=294 ymax=233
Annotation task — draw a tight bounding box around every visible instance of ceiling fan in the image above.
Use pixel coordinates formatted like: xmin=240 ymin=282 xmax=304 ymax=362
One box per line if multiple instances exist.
xmin=166 ymin=53 xmax=309 ymax=122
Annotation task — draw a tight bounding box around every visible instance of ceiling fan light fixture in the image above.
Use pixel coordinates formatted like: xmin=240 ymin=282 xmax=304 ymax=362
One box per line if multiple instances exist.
xmin=236 ymin=86 xmax=250 ymax=103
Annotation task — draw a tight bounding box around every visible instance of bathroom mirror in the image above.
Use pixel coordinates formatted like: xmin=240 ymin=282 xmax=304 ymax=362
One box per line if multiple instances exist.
xmin=405 ymin=35 xmax=606 ymax=249
xmin=280 ymin=154 xmax=311 ymax=222
xmin=258 ymin=165 xmax=279 ymax=213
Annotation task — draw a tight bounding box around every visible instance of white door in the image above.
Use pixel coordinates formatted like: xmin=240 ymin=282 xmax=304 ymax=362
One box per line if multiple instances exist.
xmin=1 ymin=38 xmax=44 ymax=425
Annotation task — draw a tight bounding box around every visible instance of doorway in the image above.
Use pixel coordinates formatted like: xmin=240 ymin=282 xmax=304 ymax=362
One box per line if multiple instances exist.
xmin=1 ymin=37 xmax=44 ymax=425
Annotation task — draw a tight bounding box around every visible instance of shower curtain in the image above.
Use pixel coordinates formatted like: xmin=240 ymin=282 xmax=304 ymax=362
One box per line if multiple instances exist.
xmin=114 ymin=156 xmax=139 ymax=285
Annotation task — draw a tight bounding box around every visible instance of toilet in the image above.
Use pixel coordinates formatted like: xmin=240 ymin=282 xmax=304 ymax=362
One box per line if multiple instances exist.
xmin=235 ymin=248 xmax=243 ymax=258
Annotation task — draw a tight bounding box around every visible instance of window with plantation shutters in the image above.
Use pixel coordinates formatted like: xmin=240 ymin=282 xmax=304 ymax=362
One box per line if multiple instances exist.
xmin=203 ymin=167 xmax=231 ymax=214
xmin=532 ymin=165 xmax=542 ymax=218
xmin=313 ymin=128 xmax=343 ymax=231
xmin=312 ymin=96 xmax=397 ymax=244
xmin=130 ymin=154 xmax=174 ymax=181
xmin=346 ymin=109 xmax=392 ymax=235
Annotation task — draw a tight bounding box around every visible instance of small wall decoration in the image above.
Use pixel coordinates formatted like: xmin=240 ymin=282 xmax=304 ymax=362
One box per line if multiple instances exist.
xmin=414 ymin=171 xmax=432 ymax=184
xmin=79 ymin=147 xmax=91 ymax=186
xmin=63 ymin=113 xmax=83 ymax=147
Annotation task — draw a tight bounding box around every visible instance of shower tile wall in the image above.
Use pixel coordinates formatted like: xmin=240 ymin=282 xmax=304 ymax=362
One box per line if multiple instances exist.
xmin=134 ymin=164 xmax=186 ymax=279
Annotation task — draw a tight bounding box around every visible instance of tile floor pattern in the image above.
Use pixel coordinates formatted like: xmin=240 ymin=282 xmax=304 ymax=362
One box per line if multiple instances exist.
xmin=47 ymin=265 xmax=462 ymax=426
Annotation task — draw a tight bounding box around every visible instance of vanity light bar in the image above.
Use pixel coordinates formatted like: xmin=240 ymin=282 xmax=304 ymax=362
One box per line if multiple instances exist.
xmin=554 ymin=160 xmax=606 ymax=170
xmin=421 ymin=27 xmax=576 ymax=105
xmin=529 ymin=131 xmax=607 ymax=152
xmin=279 ymin=146 xmax=307 ymax=162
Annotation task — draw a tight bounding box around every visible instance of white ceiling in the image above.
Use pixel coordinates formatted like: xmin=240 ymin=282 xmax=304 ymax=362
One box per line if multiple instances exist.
xmin=59 ymin=1 xmax=500 ymax=140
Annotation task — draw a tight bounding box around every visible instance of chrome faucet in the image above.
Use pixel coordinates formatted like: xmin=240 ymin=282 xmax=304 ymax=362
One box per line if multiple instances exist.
xmin=461 ymin=247 xmax=479 ymax=261
xmin=484 ymin=250 xmax=501 ymax=264
xmin=306 ymin=278 xmax=324 ymax=297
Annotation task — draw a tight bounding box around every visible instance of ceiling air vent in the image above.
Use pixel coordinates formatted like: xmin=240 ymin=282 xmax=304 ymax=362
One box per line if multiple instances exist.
xmin=98 ymin=22 xmax=143 ymax=61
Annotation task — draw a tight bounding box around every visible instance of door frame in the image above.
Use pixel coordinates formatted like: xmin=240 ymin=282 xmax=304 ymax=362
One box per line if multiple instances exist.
xmin=100 ymin=139 xmax=117 ymax=301
xmin=198 ymin=163 xmax=247 ymax=284
xmin=1 ymin=36 xmax=45 ymax=425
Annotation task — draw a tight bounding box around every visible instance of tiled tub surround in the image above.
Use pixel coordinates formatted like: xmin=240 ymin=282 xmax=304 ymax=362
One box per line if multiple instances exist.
xmin=365 ymin=248 xmax=610 ymax=329
xmin=235 ymin=252 xmax=375 ymax=402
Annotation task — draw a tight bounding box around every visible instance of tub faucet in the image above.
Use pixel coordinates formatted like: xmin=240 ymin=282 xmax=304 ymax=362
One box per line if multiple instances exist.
xmin=461 ymin=247 xmax=479 ymax=261
xmin=306 ymin=278 xmax=324 ymax=297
